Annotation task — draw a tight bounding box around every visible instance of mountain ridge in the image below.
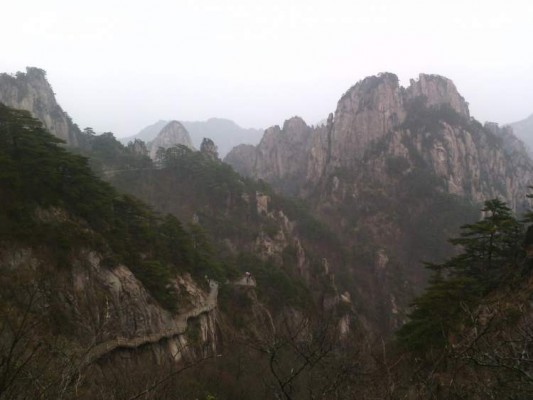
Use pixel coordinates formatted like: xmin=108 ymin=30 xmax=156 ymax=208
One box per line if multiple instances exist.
xmin=121 ymin=117 xmax=263 ymax=157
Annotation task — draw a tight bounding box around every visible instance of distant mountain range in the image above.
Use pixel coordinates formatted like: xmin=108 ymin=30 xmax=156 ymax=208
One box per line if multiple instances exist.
xmin=120 ymin=118 xmax=264 ymax=157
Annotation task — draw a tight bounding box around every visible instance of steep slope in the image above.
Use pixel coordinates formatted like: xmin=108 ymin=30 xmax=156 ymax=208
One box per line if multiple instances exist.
xmin=0 ymin=102 xmax=364 ymax=400
xmin=225 ymin=73 xmax=533 ymax=332
xmin=0 ymin=67 xmax=82 ymax=146
xmin=227 ymin=73 xmax=530 ymax=209
xmin=0 ymin=104 xmax=229 ymax=398
xmin=148 ymin=120 xmax=194 ymax=159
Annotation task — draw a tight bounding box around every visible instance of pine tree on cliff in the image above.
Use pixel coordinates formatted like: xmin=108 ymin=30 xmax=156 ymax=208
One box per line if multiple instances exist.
xmin=397 ymin=199 xmax=524 ymax=352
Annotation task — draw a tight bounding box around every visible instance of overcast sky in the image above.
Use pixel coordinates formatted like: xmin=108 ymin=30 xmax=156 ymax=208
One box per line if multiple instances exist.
xmin=1 ymin=0 xmax=532 ymax=137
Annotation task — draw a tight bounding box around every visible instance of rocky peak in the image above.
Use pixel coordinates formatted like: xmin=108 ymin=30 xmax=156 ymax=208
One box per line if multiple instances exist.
xmin=406 ymin=73 xmax=470 ymax=118
xmin=200 ymin=137 xmax=219 ymax=160
xmin=149 ymin=120 xmax=194 ymax=159
xmin=224 ymin=144 xmax=257 ymax=176
xmin=0 ymin=67 xmax=79 ymax=146
xmin=282 ymin=116 xmax=309 ymax=132
xmin=226 ymin=71 xmax=532 ymax=211
xmin=330 ymin=72 xmax=405 ymax=166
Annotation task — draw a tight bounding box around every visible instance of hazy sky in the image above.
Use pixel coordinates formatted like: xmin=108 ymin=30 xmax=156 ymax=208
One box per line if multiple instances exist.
xmin=1 ymin=0 xmax=532 ymax=137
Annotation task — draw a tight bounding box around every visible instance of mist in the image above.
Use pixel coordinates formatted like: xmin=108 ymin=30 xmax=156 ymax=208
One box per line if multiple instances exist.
xmin=1 ymin=0 xmax=532 ymax=137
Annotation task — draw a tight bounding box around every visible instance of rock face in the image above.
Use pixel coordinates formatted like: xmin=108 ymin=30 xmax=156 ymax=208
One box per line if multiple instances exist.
xmin=200 ymin=137 xmax=219 ymax=160
xmin=407 ymin=73 xmax=470 ymax=117
xmin=148 ymin=120 xmax=194 ymax=159
xmin=330 ymin=73 xmax=406 ymax=166
xmin=0 ymin=245 xmax=219 ymax=365
xmin=0 ymin=67 xmax=80 ymax=146
xmin=225 ymin=72 xmax=533 ymax=332
xmin=225 ymin=72 xmax=532 ymax=211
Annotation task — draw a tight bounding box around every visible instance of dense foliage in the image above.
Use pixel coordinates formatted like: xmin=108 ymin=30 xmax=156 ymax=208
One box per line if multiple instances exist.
xmin=0 ymin=104 xmax=226 ymax=310
xmin=397 ymin=199 xmax=526 ymax=351
xmin=111 ymin=143 xmax=342 ymax=308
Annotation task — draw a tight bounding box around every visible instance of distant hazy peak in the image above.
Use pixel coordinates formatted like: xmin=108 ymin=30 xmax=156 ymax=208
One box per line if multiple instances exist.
xmin=148 ymin=120 xmax=194 ymax=159
xmin=282 ymin=116 xmax=308 ymax=131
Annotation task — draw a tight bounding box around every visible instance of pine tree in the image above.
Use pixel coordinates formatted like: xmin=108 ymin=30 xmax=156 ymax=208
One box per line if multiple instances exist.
xmin=397 ymin=199 xmax=524 ymax=352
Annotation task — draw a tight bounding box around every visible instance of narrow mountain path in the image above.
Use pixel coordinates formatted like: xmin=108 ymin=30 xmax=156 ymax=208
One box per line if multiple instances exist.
xmin=82 ymin=281 xmax=218 ymax=365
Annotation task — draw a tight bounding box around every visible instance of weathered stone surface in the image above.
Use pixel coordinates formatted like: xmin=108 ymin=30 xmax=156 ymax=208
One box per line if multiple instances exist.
xmin=225 ymin=72 xmax=532 ymax=211
xmin=200 ymin=137 xmax=219 ymax=160
xmin=330 ymin=73 xmax=405 ymax=167
xmin=0 ymin=67 xmax=79 ymax=145
xmin=224 ymin=72 xmax=533 ymax=333
xmin=148 ymin=120 xmax=194 ymax=159
xmin=224 ymin=143 xmax=257 ymax=176
xmin=0 ymin=245 xmax=218 ymax=364
xmin=406 ymin=73 xmax=470 ymax=118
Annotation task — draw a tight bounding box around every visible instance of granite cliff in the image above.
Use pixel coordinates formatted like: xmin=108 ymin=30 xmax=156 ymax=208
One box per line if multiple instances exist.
xmin=225 ymin=72 xmax=533 ymax=331
xmin=0 ymin=67 xmax=81 ymax=146
xmin=148 ymin=120 xmax=194 ymax=159
xmin=226 ymin=73 xmax=531 ymax=210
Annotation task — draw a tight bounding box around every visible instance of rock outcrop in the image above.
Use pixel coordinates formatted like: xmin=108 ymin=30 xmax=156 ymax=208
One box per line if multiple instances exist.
xmin=200 ymin=137 xmax=219 ymax=160
xmin=0 ymin=67 xmax=80 ymax=146
xmin=148 ymin=120 xmax=194 ymax=159
xmin=225 ymin=72 xmax=532 ymax=211
xmin=225 ymin=72 xmax=533 ymax=333
xmin=0 ymin=244 xmax=219 ymax=366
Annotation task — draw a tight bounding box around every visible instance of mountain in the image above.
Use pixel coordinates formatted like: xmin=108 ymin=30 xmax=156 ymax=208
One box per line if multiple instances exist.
xmin=122 ymin=117 xmax=263 ymax=157
xmin=182 ymin=118 xmax=264 ymax=157
xmin=0 ymin=104 xmax=223 ymax=397
xmin=0 ymin=100 xmax=360 ymax=399
xmin=510 ymin=113 xmax=533 ymax=154
xmin=3 ymin=66 xmax=533 ymax=398
xmin=226 ymin=73 xmax=531 ymax=209
xmin=0 ymin=67 xmax=82 ymax=146
xmin=226 ymin=72 xmax=533 ymax=332
xmin=129 ymin=119 xmax=168 ymax=142
xmin=148 ymin=120 xmax=194 ymax=159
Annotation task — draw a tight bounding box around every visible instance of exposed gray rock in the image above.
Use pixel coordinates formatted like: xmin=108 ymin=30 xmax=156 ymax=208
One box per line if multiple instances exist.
xmin=0 ymin=67 xmax=80 ymax=146
xmin=200 ymin=137 xmax=219 ymax=160
xmin=148 ymin=120 xmax=194 ymax=159
xmin=225 ymin=72 xmax=532 ymax=210
xmin=224 ymin=144 xmax=256 ymax=176
xmin=330 ymin=73 xmax=405 ymax=167
xmin=406 ymin=73 xmax=470 ymax=118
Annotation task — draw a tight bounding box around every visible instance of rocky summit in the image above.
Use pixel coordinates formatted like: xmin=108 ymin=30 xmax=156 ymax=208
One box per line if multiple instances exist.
xmin=226 ymin=72 xmax=531 ymax=211
xmin=0 ymin=67 xmax=81 ymax=146
xmin=2 ymin=66 xmax=533 ymax=399
xmin=148 ymin=120 xmax=194 ymax=159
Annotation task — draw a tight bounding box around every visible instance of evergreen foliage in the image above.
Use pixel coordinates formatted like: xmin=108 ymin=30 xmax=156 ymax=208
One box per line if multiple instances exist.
xmin=0 ymin=104 xmax=225 ymax=311
xmin=397 ymin=198 xmax=525 ymax=352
